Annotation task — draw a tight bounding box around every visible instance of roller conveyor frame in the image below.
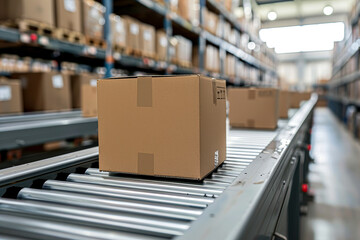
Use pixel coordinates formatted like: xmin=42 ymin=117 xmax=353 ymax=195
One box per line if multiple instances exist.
xmin=0 ymin=111 xmax=98 ymax=151
xmin=0 ymin=95 xmax=317 ymax=240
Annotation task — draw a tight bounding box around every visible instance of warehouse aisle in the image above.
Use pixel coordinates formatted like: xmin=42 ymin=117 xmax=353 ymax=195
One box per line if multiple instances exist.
xmin=301 ymin=108 xmax=360 ymax=240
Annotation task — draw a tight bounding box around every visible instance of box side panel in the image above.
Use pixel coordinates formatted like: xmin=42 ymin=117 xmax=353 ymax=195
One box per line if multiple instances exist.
xmin=199 ymin=77 xmax=227 ymax=178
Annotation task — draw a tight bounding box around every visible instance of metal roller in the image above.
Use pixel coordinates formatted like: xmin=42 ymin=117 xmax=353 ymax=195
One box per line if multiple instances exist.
xmin=43 ymin=180 xmax=213 ymax=208
xmin=85 ymin=169 xmax=227 ymax=189
xmin=0 ymin=198 xmax=185 ymax=238
xmin=18 ymin=188 xmax=202 ymax=221
xmin=0 ymin=213 xmax=160 ymax=240
xmin=67 ymin=174 xmax=224 ymax=197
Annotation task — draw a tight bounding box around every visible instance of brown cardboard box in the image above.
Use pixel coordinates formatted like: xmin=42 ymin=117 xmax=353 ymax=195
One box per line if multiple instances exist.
xmin=228 ymin=88 xmax=279 ymax=129
xmin=97 ymin=75 xmax=227 ymax=180
xmin=110 ymin=14 xmax=127 ymax=49
xmin=156 ymin=30 xmax=167 ymax=61
xmin=13 ymin=72 xmax=71 ymax=112
xmin=55 ymin=0 xmax=82 ymax=32
xmin=0 ymin=0 xmax=54 ymax=26
xmin=140 ymin=23 xmax=156 ymax=58
xmin=70 ymin=73 xmax=99 ymax=108
xmin=290 ymin=91 xmax=311 ymax=108
xmin=82 ymin=0 xmax=105 ymax=39
xmin=81 ymin=84 xmax=97 ymax=117
xmin=279 ymin=90 xmax=290 ymax=118
xmin=204 ymin=8 xmax=218 ymax=35
xmin=178 ymin=0 xmax=200 ymax=26
xmin=123 ymin=16 xmax=141 ymax=53
xmin=0 ymin=78 xmax=23 ymax=114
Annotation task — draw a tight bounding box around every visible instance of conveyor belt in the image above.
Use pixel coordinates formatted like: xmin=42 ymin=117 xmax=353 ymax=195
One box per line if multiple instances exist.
xmin=0 ymin=97 xmax=317 ymax=239
xmin=0 ymin=111 xmax=97 ymax=151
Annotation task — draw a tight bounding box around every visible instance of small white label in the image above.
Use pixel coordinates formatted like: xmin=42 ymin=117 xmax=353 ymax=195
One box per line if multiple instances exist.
xmin=90 ymin=8 xmax=99 ymax=18
xmin=64 ymin=0 xmax=76 ymax=12
xmin=0 ymin=86 xmax=11 ymax=101
xmin=90 ymin=79 xmax=97 ymax=87
xmin=214 ymin=150 xmax=219 ymax=167
xmin=144 ymin=30 xmax=151 ymax=41
xmin=52 ymin=75 xmax=64 ymax=89
xmin=116 ymin=22 xmax=123 ymax=32
xmin=160 ymin=36 xmax=167 ymax=47
xmin=130 ymin=23 xmax=139 ymax=35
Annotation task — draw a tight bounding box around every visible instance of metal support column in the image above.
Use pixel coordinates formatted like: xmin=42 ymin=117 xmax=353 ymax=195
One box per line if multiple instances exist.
xmin=103 ymin=0 xmax=113 ymax=78
xmin=164 ymin=0 xmax=173 ymax=75
xmin=198 ymin=0 xmax=206 ymax=72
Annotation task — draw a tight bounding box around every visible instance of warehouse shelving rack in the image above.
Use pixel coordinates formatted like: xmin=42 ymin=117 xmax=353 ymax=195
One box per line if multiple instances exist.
xmin=327 ymin=0 xmax=360 ymax=136
xmin=0 ymin=0 xmax=277 ymax=154
xmin=0 ymin=0 xmax=277 ymax=85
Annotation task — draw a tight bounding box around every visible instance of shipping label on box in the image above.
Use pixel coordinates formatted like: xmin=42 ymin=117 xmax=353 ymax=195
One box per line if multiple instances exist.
xmin=97 ymin=75 xmax=226 ymax=180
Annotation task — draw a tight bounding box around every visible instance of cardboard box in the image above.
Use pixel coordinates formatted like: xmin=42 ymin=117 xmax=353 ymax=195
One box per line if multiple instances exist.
xmin=13 ymin=72 xmax=71 ymax=112
xmin=290 ymin=91 xmax=311 ymax=108
xmin=278 ymin=90 xmax=290 ymax=118
xmin=0 ymin=0 xmax=55 ymax=26
xmin=81 ymin=84 xmax=97 ymax=117
xmin=55 ymin=0 xmax=82 ymax=32
xmin=228 ymin=88 xmax=279 ymax=129
xmin=70 ymin=73 xmax=99 ymax=108
xmin=97 ymin=75 xmax=227 ymax=180
xmin=140 ymin=23 xmax=156 ymax=58
xmin=204 ymin=8 xmax=218 ymax=35
xmin=0 ymin=78 xmax=23 ymax=114
xmin=110 ymin=14 xmax=127 ymax=49
xmin=178 ymin=0 xmax=199 ymax=26
xmin=123 ymin=16 xmax=141 ymax=53
xmin=156 ymin=30 xmax=167 ymax=61
xmin=82 ymin=0 xmax=105 ymax=39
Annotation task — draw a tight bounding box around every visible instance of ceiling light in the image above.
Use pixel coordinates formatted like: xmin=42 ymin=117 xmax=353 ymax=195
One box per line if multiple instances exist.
xmin=323 ymin=5 xmax=333 ymax=16
xmin=267 ymin=11 xmax=277 ymax=21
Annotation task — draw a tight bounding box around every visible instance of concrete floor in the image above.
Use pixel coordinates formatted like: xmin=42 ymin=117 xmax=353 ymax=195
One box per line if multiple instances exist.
xmin=301 ymin=108 xmax=360 ymax=240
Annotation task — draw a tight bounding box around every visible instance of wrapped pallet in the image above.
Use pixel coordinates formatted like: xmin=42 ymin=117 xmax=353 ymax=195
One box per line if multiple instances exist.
xmin=156 ymin=30 xmax=168 ymax=61
xmin=110 ymin=14 xmax=126 ymax=50
xmin=123 ymin=16 xmax=141 ymax=55
xmin=82 ymin=0 xmax=105 ymax=40
xmin=140 ymin=23 xmax=156 ymax=58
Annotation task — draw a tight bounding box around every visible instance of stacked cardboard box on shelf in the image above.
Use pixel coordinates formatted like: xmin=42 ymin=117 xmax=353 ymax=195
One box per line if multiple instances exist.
xmin=225 ymin=54 xmax=236 ymax=77
xmin=0 ymin=78 xmax=23 ymax=114
xmin=156 ymin=30 xmax=168 ymax=62
xmin=70 ymin=73 xmax=100 ymax=109
xmin=97 ymin=75 xmax=226 ymax=180
xmin=177 ymin=0 xmax=200 ymax=27
xmin=55 ymin=0 xmax=82 ymax=32
xmin=228 ymin=88 xmax=279 ymax=129
xmin=205 ymin=45 xmax=220 ymax=73
xmin=81 ymin=84 xmax=97 ymax=117
xmin=140 ymin=23 xmax=156 ymax=58
xmin=123 ymin=16 xmax=141 ymax=54
xmin=203 ymin=8 xmax=219 ymax=35
xmin=0 ymin=0 xmax=55 ymax=26
xmin=13 ymin=72 xmax=72 ymax=112
xmin=171 ymin=36 xmax=193 ymax=67
xmin=110 ymin=14 xmax=127 ymax=50
xmin=82 ymin=0 xmax=105 ymax=40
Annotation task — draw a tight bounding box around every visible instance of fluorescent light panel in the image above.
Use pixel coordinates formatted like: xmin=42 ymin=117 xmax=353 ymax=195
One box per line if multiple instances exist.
xmin=259 ymin=22 xmax=344 ymax=53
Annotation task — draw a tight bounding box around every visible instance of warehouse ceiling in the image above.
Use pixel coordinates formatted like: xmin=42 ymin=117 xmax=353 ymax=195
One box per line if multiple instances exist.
xmin=253 ymin=0 xmax=355 ymax=22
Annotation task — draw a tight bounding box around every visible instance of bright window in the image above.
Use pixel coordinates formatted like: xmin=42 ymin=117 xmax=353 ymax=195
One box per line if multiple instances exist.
xmin=259 ymin=22 xmax=345 ymax=53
